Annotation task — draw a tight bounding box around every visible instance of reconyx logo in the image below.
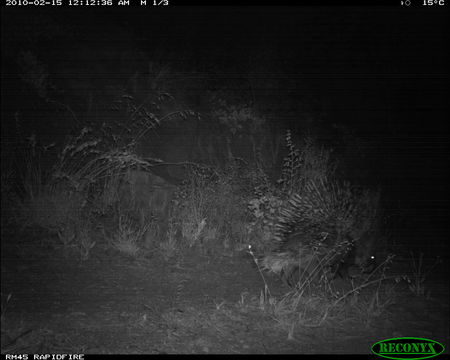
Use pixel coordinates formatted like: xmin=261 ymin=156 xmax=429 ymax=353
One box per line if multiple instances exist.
xmin=371 ymin=337 xmax=445 ymax=360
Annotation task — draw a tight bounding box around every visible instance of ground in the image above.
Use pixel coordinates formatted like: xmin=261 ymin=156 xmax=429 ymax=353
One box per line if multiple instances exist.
xmin=1 ymin=226 xmax=448 ymax=354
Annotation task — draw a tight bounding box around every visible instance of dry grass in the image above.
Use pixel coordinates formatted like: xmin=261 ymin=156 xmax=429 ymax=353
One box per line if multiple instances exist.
xmin=110 ymin=214 xmax=149 ymax=258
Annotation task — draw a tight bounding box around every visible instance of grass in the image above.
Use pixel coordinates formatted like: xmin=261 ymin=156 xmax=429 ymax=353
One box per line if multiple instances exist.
xmin=249 ymin=245 xmax=398 ymax=340
xmin=405 ymin=251 xmax=442 ymax=297
xmin=2 ymin=123 xmax=427 ymax=349
xmin=110 ymin=214 xmax=148 ymax=258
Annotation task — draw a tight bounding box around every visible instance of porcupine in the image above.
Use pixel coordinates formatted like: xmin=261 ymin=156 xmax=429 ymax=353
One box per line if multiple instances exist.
xmin=261 ymin=178 xmax=379 ymax=288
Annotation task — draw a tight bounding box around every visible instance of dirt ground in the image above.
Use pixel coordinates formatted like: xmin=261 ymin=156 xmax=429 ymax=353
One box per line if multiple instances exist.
xmin=1 ymin=226 xmax=449 ymax=354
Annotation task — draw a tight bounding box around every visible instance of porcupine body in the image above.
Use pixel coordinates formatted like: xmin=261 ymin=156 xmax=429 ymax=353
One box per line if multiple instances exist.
xmin=261 ymin=178 xmax=378 ymax=288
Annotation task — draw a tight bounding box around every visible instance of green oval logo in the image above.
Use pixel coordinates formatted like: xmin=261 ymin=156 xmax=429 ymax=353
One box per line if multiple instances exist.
xmin=372 ymin=337 xmax=445 ymax=360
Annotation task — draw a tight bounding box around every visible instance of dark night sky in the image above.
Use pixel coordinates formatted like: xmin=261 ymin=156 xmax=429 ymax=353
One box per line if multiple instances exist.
xmin=4 ymin=6 xmax=447 ymax=116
